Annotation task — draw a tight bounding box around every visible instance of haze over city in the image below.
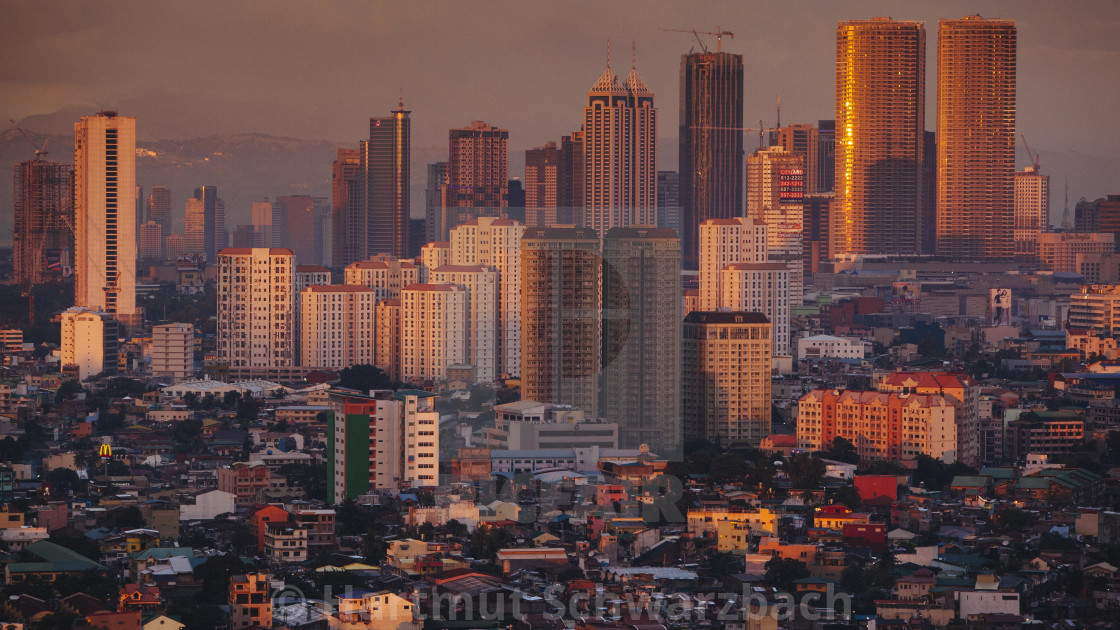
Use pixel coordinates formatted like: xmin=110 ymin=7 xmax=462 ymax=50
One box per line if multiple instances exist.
xmin=2 ymin=0 xmax=1119 ymax=233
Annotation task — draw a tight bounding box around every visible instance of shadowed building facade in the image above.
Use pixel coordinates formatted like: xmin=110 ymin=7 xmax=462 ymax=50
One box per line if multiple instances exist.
xmin=601 ymin=226 xmax=681 ymax=457
xmin=520 ymin=227 xmax=601 ymax=418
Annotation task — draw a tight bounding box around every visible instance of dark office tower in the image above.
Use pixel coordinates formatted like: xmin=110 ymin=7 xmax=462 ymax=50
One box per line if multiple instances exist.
xmin=816 ymin=120 xmax=836 ymax=194
xmin=774 ymin=124 xmax=819 ymax=195
xmin=507 ymin=179 xmax=525 ymax=223
xmin=231 ymin=224 xmax=262 ymax=248
xmin=601 ymin=227 xmax=681 ymax=457
xmin=274 ymin=196 xmax=329 ymax=265
xmin=679 ymin=50 xmax=744 ymax=268
xmin=424 ymin=161 xmax=449 ymax=243
xmin=657 ymin=171 xmax=681 ymax=234
xmin=13 ymin=158 xmax=73 ymax=288
xmin=135 ymin=185 xmax=144 ymax=236
xmin=331 ymin=148 xmax=362 ymax=268
xmin=443 ymin=121 xmax=509 ymax=238
xmin=215 ymin=198 xmax=227 ymax=250
xmin=525 ymin=142 xmax=561 ymax=228
xmin=559 ymin=133 xmax=584 ymax=226
xmin=147 ymin=186 xmax=172 ymax=244
xmin=192 ymin=186 xmax=220 ymax=261
xmin=364 ymin=100 xmax=411 ymax=259
xmin=936 ymin=16 xmax=1017 ymax=260
xmin=408 ymin=218 xmax=426 ymax=258
xmin=802 ymin=193 xmax=834 ymax=277
xmin=521 ymin=227 xmax=601 ymax=418
xmin=921 ymin=131 xmax=938 ymax=255
xmin=835 ymin=18 xmax=925 ymax=256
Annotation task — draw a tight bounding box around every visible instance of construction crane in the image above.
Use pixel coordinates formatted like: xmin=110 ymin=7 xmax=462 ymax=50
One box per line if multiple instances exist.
xmin=660 ymin=26 xmax=734 ymax=53
xmin=689 ymin=120 xmax=777 ymax=150
xmin=1020 ymin=134 xmax=1040 ymax=171
xmin=9 ymin=120 xmax=49 ymax=159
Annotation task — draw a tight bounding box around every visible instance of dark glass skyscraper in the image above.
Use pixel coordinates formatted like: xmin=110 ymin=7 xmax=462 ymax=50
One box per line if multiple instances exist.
xmin=679 ymin=51 xmax=743 ymax=268
xmin=364 ymin=100 xmax=411 ymax=259
xmin=192 ymin=185 xmax=221 ymax=261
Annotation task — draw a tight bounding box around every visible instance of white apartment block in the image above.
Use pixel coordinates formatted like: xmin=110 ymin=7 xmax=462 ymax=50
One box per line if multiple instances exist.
xmin=719 ymin=262 xmax=791 ymax=357
xmin=449 ymin=217 xmax=525 ymax=377
xmin=797 ymin=334 xmax=866 ymax=361
xmin=151 ymin=322 xmax=194 ymax=382
xmin=430 ymin=265 xmax=498 ymax=382
xmin=698 ymin=218 xmax=767 ymax=312
xmin=419 ymin=241 xmax=450 ymax=281
xmin=60 ymin=307 xmax=118 ymax=381
xmin=344 ymin=256 xmax=420 ymax=300
xmin=217 ymin=247 xmax=295 ymax=368
xmin=299 ymin=285 xmax=376 ymax=369
xmin=401 ymin=284 xmax=467 ymax=382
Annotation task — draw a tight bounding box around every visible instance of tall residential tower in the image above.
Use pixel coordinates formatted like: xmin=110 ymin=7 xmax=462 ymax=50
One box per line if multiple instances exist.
xmin=835 ymin=18 xmax=925 ymax=256
xmin=935 ymin=16 xmax=1017 ymax=260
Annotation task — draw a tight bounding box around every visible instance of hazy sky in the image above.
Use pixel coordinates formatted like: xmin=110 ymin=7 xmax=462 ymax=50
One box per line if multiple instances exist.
xmin=3 ymin=1 xmax=1118 ymax=195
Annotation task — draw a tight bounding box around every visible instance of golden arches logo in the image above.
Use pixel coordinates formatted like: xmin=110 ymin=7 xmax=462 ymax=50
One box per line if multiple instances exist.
xmin=99 ymin=444 xmax=112 ymax=460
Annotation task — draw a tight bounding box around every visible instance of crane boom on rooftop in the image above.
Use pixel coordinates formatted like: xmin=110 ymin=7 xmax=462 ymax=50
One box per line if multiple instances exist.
xmin=660 ymin=26 xmax=735 ymax=53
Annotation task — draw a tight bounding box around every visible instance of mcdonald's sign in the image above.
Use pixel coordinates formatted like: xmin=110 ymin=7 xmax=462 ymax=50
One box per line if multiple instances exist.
xmin=99 ymin=444 xmax=112 ymax=460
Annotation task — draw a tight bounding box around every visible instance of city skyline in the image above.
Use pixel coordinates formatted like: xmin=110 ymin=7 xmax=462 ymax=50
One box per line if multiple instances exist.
xmin=2 ymin=2 xmax=1117 ymax=237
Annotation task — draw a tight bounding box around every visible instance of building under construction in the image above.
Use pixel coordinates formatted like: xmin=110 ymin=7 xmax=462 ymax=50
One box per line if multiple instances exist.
xmin=13 ymin=158 xmax=73 ymax=288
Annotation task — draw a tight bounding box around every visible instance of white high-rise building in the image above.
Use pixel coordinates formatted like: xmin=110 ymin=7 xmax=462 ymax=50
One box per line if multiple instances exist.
xmin=419 ymin=242 xmax=450 ymax=281
xmin=747 ymin=146 xmax=805 ymax=302
xmin=300 ymin=285 xmax=376 ymax=369
xmin=719 ymin=262 xmax=792 ymax=357
xmin=698 ymin=218 xmax=767 ymax=311
xmin=400 ymin=284 xmax=467 ymax=382
xmin=217 ymin=248 xmax=295 ymax=368
xmin=151 ymin=322 xmax=193 ymax=382
xmin=1015 ymin=166 xmax=1051 ymax=260
xmin=74 ymin=112 xmax=138 ymax=323
xmin=344 ymin=257 xmax=420 ymax=300
xmin=449 ymin=217 xmax=525 ymax=377
xmin=583 ymin=56 xmax=657 ymax=236
xmin=60 ymin=307 xmax=119 ymax=381
xmin=431 ymin=265 xmax=499 ymax=382
xmin=326 ymin=389 xmax=440 ymax=500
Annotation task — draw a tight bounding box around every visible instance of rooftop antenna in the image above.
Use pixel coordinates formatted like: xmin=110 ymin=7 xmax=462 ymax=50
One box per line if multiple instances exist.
xmin=777 ymin=91 xmax=782 ymax=131
xmin=632 ymin=40 xmax=636 ymax=70
xmin=1063 ymin=180 xmax=1071 ymax=230
xmin=607 ymin=40 xmax=611 ymax=71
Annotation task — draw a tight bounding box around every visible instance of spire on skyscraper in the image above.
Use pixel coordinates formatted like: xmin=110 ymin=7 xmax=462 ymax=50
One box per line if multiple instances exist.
xmin=624 ymin=42 xmax=653 ymax=97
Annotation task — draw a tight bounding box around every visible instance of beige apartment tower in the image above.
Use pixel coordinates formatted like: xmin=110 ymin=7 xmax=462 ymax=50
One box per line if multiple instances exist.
xmin=216 ymin=248 xmax=295 ymax=368
xmin=400 ymin=284 xmax=467 ymax=382
xmin=74 ymin=112 xmax=138 ymax=322
xmin=835 ymin=18 xmax=925 ymax=256
xmin=450 ymin=217 xmax=525 ymax=377
xmin=682 ymin=311 xmax=772 ymax=446
xmin=1015 ymin=166 xmax=1050 ymax=261
xmin=698 ymin=217 xmax=767 ymax=311
xmin=344 ymin=256 xmax=420 ymax=300
xmin=936 ymin=16 xmax=1017 ymax=260
xmin=430 ymin=265 xmax=499 ymax=383
xmin=151 ymin=322 xmax=194 ymax=382
xmin=299 ymin=285 xmax=377 ymax=369
xmin=376 ymin=298 xmax=402 ymax=382
xmin=521 ymin=227 xmax=601 ymax=417
xmin=747 ymin=146 xmax=805 ymax=299
xmin=583 ymin=58 xmax=657 ymax=237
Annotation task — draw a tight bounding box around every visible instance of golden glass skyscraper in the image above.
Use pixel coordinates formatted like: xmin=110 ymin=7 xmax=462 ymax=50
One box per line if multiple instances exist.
xmin=835 ymin=18 xmax=925 ymax=256
xmin=936 ymin=16 xmax=1017 ymax=260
